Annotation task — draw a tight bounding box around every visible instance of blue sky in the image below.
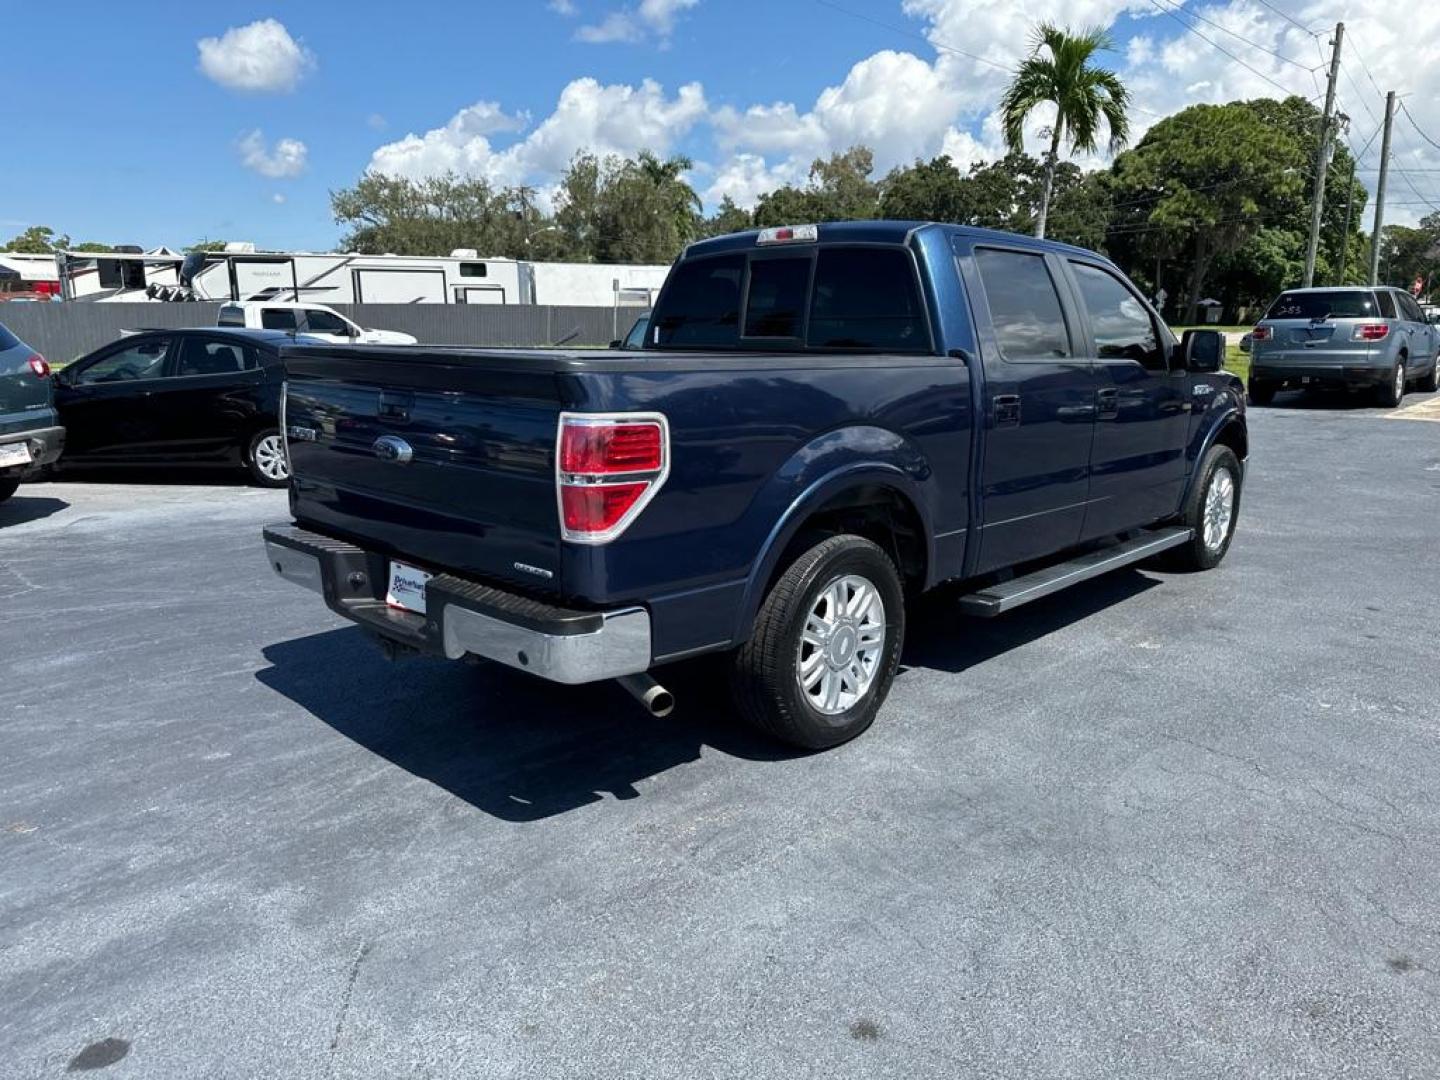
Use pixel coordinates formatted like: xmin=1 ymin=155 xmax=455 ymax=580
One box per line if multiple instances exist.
xmin=3 ymin=0 xmax=1435 ymax=251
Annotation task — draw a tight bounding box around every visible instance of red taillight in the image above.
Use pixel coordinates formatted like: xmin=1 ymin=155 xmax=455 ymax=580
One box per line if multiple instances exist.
xmin=26 ymin=354 xmax=50 ymax=378
xmin=1250 ymin=326 xmax=1270 ymax=341
xmin=557 ymin=414 xmax=668 ymax=543
xmin=1353 ymin=323 xmax=1390 ymax=341
xmin=559 ymin=421 xmax=663 ymax=474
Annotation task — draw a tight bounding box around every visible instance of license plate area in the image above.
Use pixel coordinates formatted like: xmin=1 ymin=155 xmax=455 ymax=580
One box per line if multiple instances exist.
xmin=0 ymin=442 xmax=33 ymax=468
xmin=386 ymin=560 xmax=433 ymax=615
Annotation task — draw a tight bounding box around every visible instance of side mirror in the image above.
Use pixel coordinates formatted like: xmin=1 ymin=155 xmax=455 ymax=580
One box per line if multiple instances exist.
xmin=1181 ymin=329 xmax=1224 ymax=373
xmin=608 ymin=339 xmax=623 ymax=349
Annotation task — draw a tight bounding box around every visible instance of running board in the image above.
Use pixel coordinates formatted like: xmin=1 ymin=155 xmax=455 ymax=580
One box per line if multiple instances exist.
xmin=958 ymin=527 xmax=1193 ymax=618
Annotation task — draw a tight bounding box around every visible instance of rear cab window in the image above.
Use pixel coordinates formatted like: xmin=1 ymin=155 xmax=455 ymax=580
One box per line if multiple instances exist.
xmin=652 ymin=245 xmax=930 ymax=353
xmin=1265 ymin=291 xmax=1379 ymax=320
xmin=217 ymin=305 xmax=246 ymax=327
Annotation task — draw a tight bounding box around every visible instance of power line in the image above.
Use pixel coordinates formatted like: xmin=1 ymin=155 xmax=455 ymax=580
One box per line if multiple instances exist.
xmin=810 ymin=0 xmax=1168 ymax=120
xmin=1144 ymin=0 xmax=1318 ymax=101
xmin=809 ymin=0 xmax=1011 ymax=73
xmin=1399 ymin=101 xmax=1440 ymax=153
xmin=1253 ymin=0 xmax=1320 ymax=36
xmin=1151 ymin=0 xmax=1318 ymax=72
xmin=1341 ymin=33 xmax=1387 ymax=103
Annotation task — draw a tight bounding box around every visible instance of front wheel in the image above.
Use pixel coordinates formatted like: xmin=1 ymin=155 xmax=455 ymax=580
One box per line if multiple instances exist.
xmin=246 ymin=429 xmax=290 ymax=488
xmin=0 ymin=477 xmax=19 ymax=504
xmin=1167 ymin=445 xmax=1242 ymax=572
xmin=730 ymin=534 xmax=905 ymax=750
xmin=1378 ymin=360 xmax=1406 ymax=408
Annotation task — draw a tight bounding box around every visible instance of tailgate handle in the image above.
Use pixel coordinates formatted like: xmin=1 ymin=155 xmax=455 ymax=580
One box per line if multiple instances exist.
xmin=379 ymin=390 xmax=413 ymax=422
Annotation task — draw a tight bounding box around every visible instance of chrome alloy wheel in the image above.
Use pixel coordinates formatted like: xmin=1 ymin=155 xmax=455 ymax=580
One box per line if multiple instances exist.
xmin=1203 ymin=466 xmax=1236 ymax=552
xmin=797 ymin=573 xmax=886 ymax=715
xmin=254 ymin=433 xmax=290 ymax=482
xmin=1394 ymin=362 xmax=1406 ymax=401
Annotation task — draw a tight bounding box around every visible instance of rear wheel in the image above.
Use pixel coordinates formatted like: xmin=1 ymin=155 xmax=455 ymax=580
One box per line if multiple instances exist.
xmin=0 ymin=478 xmax=19 ymax=504
xmin=1167 ymin=445 xmax=1242 ymax=572
xmin=730 ymin=534 xmax=905 ymax=750
xmin=1378 ymin=359 xmax=1406 ymax=407
xmin=1420 ymin=355 xmax=1440 ymax=393
xmin=1247 ymin=379 xmax=1276 ymax=406
xmin=246 ymin=429 xmax=290 ymax=488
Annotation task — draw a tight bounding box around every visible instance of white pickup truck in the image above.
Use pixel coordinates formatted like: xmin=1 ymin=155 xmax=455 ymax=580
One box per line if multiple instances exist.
xmin=216 ymin=301 xmax=417 ymax=345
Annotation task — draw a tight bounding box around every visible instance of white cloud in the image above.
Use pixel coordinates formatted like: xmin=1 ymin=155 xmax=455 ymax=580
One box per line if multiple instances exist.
xmin=271 ymin=193 xmax=287 ymax=204
xmin=549 ymin=0 xmax=578 ymax=13
xmin=238 ymin=130 xmax=309 ymax=178
xmin=359 ymin=0 xmax=1440 ymax=225
xmin=576 ymin=0 xmax=697 ymax=43
xmin=369 ymin=79 xmax=706 ymax=186
xmin=366 ymin=113 xmax=388 ymax=131
xmin=197 ymin=19 xmax=314 ymax=93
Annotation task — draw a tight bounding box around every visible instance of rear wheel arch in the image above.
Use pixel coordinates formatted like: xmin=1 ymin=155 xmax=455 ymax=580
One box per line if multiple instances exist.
xmin=735 ymin=471 xmax=932 ymax=647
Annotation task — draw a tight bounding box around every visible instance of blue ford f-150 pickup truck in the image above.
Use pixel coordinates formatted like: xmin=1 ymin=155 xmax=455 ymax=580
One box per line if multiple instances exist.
xmin=264 ymin=221 xmax=1246 ymax=749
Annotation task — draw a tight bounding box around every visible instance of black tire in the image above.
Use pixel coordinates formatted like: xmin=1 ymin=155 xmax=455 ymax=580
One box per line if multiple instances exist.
xmin=0 ymin=477 xmax=18 ymax=504
xmin=1247 ymin=379 xmax=1276 ymax=406
xmin=1378 ymin=358 xmax=1406 ymax=408
xmin=1167 ymin=445 xmax=1242 ymax=572
xmin=246 ymin=429 xmax=290 ymax=488
xmin=1419 ymin=355 xmax=1439 ymax=393
xmin=730 ymin=534 xmax=905 ymax=750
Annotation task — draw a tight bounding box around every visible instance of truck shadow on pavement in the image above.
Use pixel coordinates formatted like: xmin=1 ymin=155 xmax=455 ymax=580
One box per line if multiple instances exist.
xmin=256 ymin=568 xmax=1159 ymax=821
xmin=0 ymin=494 xmax=69 ymax=527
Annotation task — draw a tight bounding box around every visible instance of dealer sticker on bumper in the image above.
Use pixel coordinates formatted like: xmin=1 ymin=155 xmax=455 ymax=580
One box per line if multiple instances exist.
xmin=0 ymin=442 xmax=33 ymax=468
xmin=386 ymin=561 xmax=432 ymax=615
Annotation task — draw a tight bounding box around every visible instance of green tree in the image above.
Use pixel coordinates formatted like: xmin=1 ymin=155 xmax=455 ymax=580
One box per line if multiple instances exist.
xmin=878 ymin=155 xmax=971 ymax=222
xmin=700 ymin=196 xmax=753 ymax=237
xmin=184 ymin=239 xmax=229 ymax=254
xmin=753 ymin=147 xmax=879 ymax=226
xmin=1375 ymin=214 xmax=1440 ymax=291
xmin=331 ymin=171 xmax=527 ymax=257
xmin=70 ymin=241 xmax=114 ymax=253
xmin=1108 ymin=101 xmax=1306 ymax=321
xmin=1000 ymin=23 xmax=1129 ymax=239
xmin=3 ymin=225 xmax=69 ymax=253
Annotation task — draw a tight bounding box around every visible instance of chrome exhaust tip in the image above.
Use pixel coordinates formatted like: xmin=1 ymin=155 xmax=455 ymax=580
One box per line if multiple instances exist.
xmin=617 ymin=673 xmax=674 ymax=718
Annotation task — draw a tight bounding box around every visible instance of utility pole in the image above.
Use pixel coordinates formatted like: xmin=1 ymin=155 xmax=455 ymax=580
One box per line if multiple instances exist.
xmin=1302 ymin=21 xmax=1344 ymax=288
xmin=1338 ymin=160 xmax=1354 ymax=284
xmin=1369 ymin=91 xmax=1396 ymax=286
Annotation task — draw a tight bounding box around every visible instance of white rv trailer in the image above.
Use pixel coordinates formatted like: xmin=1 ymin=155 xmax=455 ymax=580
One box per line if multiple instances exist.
xmin=0 ymin=252 xmax=67 ymax=298
xmin=56 ymin=243 xmax=671 ymax=307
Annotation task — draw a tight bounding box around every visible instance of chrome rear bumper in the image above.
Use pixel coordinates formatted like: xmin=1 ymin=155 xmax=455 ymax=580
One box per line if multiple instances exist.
xmin=262 ymin=523 xmax=652 ymax=684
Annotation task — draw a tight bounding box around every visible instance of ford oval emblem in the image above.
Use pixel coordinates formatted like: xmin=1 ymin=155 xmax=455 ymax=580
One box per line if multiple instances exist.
xmin=372 ymin=435 xmax=414 ymax=464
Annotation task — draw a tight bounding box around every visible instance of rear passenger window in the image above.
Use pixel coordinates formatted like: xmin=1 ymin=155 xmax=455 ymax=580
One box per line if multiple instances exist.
xmin=806 ymin=248 xmax=928 ymax=351
xmin=654 ymin=254 xmax=743 ymax=348
xmin=744 ymin=257 xmax=809 ymax=338
xmin=974 ymin=249 xmax=1070 ymax=360
xmin=1375 ymin=291 xmax=1396 ymax=318
xmin=1397 ymin=292 xmax=1423 ymax=322
xmin=175 ymin=339 xmax=256 ymax=376
xmin=1070 ymin=263 xmax=1164 ymax=371
xmin=260 ymin=308 xmax=298 ymax=331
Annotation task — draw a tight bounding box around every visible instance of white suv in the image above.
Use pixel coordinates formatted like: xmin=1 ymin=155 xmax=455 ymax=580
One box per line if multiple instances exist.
xmin=217 ymin=302 xmax=417 ymax=345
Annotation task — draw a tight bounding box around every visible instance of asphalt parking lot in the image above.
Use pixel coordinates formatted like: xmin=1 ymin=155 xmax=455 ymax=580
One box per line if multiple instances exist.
xmin=2 ymin=389 xmax=1438 ymax=1079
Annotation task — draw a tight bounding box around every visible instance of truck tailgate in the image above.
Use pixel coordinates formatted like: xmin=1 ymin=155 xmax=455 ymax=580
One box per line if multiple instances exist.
xmin=282 ymin=347 xmax=564 ymax=594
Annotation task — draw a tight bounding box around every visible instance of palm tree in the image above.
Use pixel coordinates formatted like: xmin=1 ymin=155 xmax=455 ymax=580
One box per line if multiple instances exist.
xmin=1000 ymin=24 xmax=1130 ymax=239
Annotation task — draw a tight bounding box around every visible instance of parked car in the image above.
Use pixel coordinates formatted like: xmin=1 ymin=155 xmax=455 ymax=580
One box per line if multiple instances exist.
xmin=0 ymin=321 xmax=64 ymax=503
xmin=610 ymin=313 xmax=651 ymax=349
xmin=263 ymin=221 xmax=1244 ymax=750
xmin=52 ymin=328 xmax=294 ymax=486
xmin=217 ymin=301 xmax=418 ymax=345
xmin=1247 ymin=286 xmax=1440 ymax=406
